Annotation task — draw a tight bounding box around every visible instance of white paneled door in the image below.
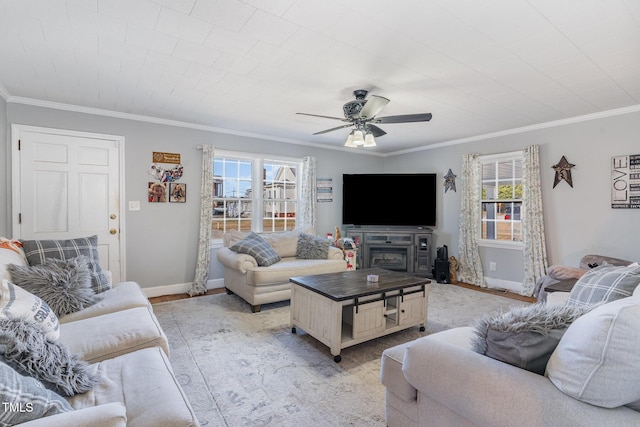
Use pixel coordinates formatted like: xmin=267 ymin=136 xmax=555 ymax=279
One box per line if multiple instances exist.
xmin=12 ymin=125 xmax=124 ymax=283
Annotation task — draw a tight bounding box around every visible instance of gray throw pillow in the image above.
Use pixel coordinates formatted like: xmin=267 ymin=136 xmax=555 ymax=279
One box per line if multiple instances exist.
xmin=567 ymin=263 xmax=640 ymax=308
xmin=0 ymin=317 xmax=99 ymax=396
xmin=229 ymin=232 xmax=281 ymax=267
xmin=0 ymin=359 xmax=73 ymax=425
xmin=20 ymin=235 xmax=111 ymax=293
xmin=7 ymin=256 xmax=98 ymax=317
xmin=296 ymin=233 xmax=330 ymax=259
xmin=471 ymin=303 xmax=591 ymax=375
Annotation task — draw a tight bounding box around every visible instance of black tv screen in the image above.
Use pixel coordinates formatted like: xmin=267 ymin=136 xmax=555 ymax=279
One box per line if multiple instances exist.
xmin=342 ymin=173 xmax=437 ymax=227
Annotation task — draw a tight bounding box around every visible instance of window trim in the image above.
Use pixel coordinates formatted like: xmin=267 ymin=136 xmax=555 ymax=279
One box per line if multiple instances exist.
xmin=212 ymin=150 xmax=303 ymax=242
xmin=478 ymin=150 xmax=524 ymax=249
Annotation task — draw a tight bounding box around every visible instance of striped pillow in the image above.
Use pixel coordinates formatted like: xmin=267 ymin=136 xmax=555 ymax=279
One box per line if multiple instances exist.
xmin=20 ymin=235 xmax=111 ymax=293
xmin=567 ymin=263 xmax=640 ymax=308
xmin=230 ymin=232 xmax=281 ymax=267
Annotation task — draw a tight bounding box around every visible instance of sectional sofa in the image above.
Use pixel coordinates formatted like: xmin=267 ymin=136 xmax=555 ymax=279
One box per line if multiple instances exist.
xmin=381 ymin=261 xmax=640 ymax=426
xmin=0 ymin=237 xmax=199 ymax=426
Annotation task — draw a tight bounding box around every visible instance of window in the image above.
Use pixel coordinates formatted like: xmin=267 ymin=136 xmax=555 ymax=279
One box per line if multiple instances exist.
xmin=212 ymin=152 xmax=300 ymax=240
xmin=480 ymin=153 xmax=523 ymax=243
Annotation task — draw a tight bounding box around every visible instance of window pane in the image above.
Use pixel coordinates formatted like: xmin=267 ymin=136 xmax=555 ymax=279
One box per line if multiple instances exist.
xmin=211 ymin=157 xmax=253 ymax=237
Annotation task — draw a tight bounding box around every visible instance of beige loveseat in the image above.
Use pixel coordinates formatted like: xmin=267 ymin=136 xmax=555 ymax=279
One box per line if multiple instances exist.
xmin=0 ymin=237 xmax=198 ymax=427
xmin=216 ymin=228 xmax=347 ymax=312
xmin=381 ymin=262 xmax=640 ymax=427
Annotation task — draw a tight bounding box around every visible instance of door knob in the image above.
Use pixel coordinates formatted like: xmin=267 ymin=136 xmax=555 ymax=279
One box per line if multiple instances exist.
xmin=110 ymin=214 xmax=117 ymax=219
xmin=109 ymin=228 xmax=117 ymax=235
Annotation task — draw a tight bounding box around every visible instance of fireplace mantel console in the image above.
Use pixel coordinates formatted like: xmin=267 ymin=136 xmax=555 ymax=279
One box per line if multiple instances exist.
xmin=344 ymin=226 xmax=433 ymax=277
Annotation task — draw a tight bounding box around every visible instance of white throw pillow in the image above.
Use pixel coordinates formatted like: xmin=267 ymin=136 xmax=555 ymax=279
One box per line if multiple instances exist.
xmin=0 ymin=279 xmax=60 ymax=341
xmin=0 ymin=239 xmax=28 ymax=281
xmin=546 ymin=296 xmax=640 ymax=409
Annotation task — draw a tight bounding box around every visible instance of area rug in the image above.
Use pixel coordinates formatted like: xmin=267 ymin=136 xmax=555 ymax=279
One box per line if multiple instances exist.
xmin=153 ymin=282 xmax=528 ymax=427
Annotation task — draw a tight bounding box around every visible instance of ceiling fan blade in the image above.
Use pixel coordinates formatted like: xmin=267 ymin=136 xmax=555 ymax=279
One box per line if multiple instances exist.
xmin=296 ymin=112 xmax=345 ymax=121
xmin=375 ymin=113 xmax=432 ymax=124
xmin=367 ymin=124 xmax=387 ymax=137
xmin=313 ymin=124 xmax=353 ymax=135
xmin=358 ymin=95 xmax=390 ymax=120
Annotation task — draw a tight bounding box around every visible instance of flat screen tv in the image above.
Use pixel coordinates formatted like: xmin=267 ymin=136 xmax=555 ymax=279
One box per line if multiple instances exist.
xmin=342 ymin=173 xmax=437 ymax=227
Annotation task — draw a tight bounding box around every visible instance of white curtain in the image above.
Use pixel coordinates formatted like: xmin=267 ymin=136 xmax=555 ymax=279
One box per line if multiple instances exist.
xmin=521 ymin=145 xmax=548 ymax=296
xmin=189 ymin=144 xmax=214 ymax=296
xmin=298 ymin=156 xmax=317 ymax=232
xmin=458 ymin=153 xmax=485 ymax=286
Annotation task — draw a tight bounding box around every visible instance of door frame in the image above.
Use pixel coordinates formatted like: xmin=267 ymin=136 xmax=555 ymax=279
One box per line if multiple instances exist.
xmin=10 ymin=124 xmax=127 ymax=280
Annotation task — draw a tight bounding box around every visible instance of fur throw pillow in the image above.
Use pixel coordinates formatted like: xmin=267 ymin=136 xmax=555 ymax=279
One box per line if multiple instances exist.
xmin=8 ymin=256 xmax=98 ymax=317
xmin=471 ymin=303 xmax=591 ymax=375
xmin=0 ymin=317 xmax=99 ymax=396
xmin=296 ymin=233 xmax=330 ymax=259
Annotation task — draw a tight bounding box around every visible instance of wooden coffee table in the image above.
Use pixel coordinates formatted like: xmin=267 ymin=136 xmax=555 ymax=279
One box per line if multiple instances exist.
xmin=290 ymin=268 xmax=430 ymax=362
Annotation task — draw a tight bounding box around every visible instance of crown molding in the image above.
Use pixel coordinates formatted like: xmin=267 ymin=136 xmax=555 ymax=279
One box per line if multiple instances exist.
xmin=6 ymin=92 xmax=637 ymax=158
xmin=387 ymin=104 xmax=640 ymax=156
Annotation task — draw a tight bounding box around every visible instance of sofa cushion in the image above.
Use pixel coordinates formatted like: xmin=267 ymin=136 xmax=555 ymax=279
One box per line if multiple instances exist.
xmin=546 ymin=296 xmax=640 ymax=409
xmin=67 ymin=347 xmax=198 ymax=427
xmin=262 ymin=226 xmax=313 ymax=258
xmin=247 ymin=257 xmax=347 ymax=286
xmin=0 ymin=359 xmax=73 ymax=425
xmin=566 ymin=263 xmax=640 ymax=308
xmin=21 ymin=235 xmax=111 ymax=294
xmin=0 ymin=279 xmax=60 ymax=341
xmin=296 ymin=233 xmax=330 ymax=259
xmin=230 ymin=232 xmax=281 ymax=267
xmin=59 ymin=281 xmax=151 ymax=324
xmin=8 ymin=256 xmax=98 ymax=317
xmin=471 ymin=303 xmax=590 ymax=375
xmin=59 ymin=306 xmax=169 ymax=364
xmin=0 ymin=316 xmax=99 ymax=396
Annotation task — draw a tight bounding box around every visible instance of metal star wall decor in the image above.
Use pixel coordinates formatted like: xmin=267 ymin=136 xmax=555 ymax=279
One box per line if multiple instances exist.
xmin=552 ymin=155 xmax=575 ymax=188
xmin=444 ymin=169 xmax=457 ymax=193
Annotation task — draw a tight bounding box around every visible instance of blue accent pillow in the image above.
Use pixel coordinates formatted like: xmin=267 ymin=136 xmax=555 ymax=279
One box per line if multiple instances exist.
xmin=230 ymin=232 xmax=281 ymax=267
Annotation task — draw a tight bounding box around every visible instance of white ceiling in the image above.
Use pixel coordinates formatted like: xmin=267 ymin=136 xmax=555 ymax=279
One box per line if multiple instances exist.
xmin=1 ymin=0 xmax=640 ymax=155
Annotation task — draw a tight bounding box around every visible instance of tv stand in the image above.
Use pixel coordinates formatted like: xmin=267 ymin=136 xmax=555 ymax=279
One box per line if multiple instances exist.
xmin=344 ymin=226 xmax=433 ymax=277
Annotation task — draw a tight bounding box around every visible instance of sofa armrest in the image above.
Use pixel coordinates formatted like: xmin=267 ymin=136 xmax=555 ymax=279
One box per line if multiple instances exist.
xmin=328 ymin=246 xmax=344 ymax=260
xmin=402 ymin=333 xmax=640 ymax=426
xmin=18 ymin=403 xmax=126 ymax=427
xmin=216 ymin=247 xmax=258 ymax=273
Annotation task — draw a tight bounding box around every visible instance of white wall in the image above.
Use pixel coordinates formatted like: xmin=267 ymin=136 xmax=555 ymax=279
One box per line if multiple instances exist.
xmin=385 ymin=110 xmax=640 ymax=290
xmin=2 ymin=102 xmax=383 ymax=291
xmin=3 ymin=100 xmax=639 ymax=295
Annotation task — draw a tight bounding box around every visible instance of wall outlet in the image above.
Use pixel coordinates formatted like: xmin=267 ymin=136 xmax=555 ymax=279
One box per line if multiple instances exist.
xmin=489 ymin=262 xmax=497 ymax=271
xmin=129 ymin=201 xmax=140 ymax=211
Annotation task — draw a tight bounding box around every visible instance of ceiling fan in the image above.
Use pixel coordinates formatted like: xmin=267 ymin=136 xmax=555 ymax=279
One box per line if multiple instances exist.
xmin=296 ymin=89 xmax=432 ymax=147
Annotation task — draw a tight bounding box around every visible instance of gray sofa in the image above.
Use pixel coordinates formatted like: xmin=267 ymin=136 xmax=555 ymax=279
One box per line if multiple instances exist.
xmin=381 ymin=267 xmax=640 ymax=426
xmin=0 ymin=239 xmax=198 ymax=426
xmin=217 ymin=228 xmax=347 ymax=312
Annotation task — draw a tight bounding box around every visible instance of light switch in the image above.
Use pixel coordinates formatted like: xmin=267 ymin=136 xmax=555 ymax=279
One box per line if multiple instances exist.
xmin=129 ymin=201 xmax=140 ymax=211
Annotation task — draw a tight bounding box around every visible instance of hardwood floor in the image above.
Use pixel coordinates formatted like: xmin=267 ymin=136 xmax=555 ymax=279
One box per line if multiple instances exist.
xmin=148 ymin=281 xmax=536 ymax=305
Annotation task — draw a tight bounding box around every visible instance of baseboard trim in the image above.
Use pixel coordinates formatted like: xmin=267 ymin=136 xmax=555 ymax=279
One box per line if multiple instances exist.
xmin=484 ymin=277 xmax=524 ymax=295
xmin=142 ymin=278 xmax=224 ymax=298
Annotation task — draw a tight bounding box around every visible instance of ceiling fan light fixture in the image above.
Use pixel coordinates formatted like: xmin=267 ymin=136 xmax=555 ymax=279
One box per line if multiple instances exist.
xmin=344 ymin=132 xmax=357 ymax=147
xmin=352 ymin=130 xmax=365 ymax=146
xmin=363 ymin=132 xmax=376 ymax=147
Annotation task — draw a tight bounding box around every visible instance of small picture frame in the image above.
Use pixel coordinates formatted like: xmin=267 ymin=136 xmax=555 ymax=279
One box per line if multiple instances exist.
xmin=169 ymin=183 xmax=186 ymax=203
xmin=148 ymin=182 xmax=167 ymax=203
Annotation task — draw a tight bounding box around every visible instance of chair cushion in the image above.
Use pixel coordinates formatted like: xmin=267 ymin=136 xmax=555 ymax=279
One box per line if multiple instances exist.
xmin=547 ymin=296 xmax=640 ymax=409
xmin=230 ymin=232 xmax=281 ymax=267
xmin=566 ymin=264 xmax=640 ymax=308
xmin=20 ymin=236 xmax=110 ymax=293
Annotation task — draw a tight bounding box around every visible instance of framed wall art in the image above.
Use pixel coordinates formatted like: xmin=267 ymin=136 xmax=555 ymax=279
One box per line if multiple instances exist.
xmin=611 ymin=154 xmax=640 ymax=209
